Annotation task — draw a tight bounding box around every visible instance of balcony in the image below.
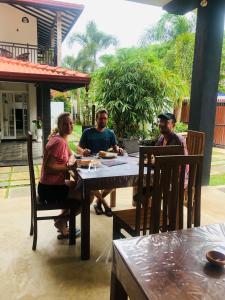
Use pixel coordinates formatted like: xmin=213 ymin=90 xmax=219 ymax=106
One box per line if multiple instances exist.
xmin=0 ymin=41 xmax=56 ymax=66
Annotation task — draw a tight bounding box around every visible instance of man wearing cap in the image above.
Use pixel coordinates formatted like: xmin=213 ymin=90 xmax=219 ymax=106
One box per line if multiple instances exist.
xmin=156 ymin=112 xmax=188 ymax=154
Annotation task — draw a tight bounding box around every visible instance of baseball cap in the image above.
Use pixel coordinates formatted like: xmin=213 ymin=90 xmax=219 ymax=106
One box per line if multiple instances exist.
xmin=157 ymin=112 xmax=176 ymax=123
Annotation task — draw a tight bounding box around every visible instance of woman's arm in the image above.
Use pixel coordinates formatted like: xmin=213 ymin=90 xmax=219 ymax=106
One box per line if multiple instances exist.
xmin=45 ymin=156 xmax=70 ymax=174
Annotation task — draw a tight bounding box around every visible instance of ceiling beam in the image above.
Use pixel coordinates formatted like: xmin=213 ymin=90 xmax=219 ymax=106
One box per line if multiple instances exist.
xmin=163 ymin=0 xmax=198 ymax=15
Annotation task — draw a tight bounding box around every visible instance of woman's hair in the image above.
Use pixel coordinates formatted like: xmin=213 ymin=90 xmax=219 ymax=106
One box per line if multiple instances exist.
xmin=48 ymin=112 xmax=71 ymax=139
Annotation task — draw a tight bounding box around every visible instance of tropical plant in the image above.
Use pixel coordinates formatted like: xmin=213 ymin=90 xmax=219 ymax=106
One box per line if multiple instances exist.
xmin=91 ymin=48 xmax=185 ymax=139
xmin=51 ymin=92 xmax=71 ymax=113
xmin=32 ymin=117 xmax=42 ymax=129
xmin=175 ymin=122 xmax=188 ymax=133
xmin=140 ymin=13 xmax=196 ymax=46
xmin=68 ymin=21 xmax=118 ymax=73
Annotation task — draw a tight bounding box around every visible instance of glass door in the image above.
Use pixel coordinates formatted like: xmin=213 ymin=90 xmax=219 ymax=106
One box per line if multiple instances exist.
xmin=1 ymin=92 xmax=16 ymax=139
xmin=15 ymin=93 xmax=28 ymax=137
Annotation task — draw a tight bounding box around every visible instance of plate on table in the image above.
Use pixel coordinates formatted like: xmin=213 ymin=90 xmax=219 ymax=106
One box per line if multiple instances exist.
xmin=77 ymin=159 xmax=100 ymax=168
xmin=98 ymin=151 xmax=117 ymax=159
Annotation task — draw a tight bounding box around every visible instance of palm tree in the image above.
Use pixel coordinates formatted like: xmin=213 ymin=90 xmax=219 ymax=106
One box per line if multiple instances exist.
xmin=140 ymin=13 xmax=196 ymax=46
xmin=63 ymin=21 xmax=118 ymax=124
xmin=68 ymin=20 xmax=118 ymax=73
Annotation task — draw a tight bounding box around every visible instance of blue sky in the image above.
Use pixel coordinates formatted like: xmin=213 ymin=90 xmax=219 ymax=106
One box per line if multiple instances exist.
xmin=62 ymin=0 xmax=165 ymax=58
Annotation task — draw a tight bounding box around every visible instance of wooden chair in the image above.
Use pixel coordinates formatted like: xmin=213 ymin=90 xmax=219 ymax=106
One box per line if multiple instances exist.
xmin=185 ymin=130 xmax=205 ymax=211
xmin=131 ymin=145 xmax=185 ymax=206
xmin=0 ymin=48 xmax=13 ymax=58
xmin=27 ymin=132 xmax=81 ymax=250
xmin=186 ymin=130 xmax=205 ymax=155
xmin=16 ymin=52 xmax=30 ymax=61
xmin=113 ymin=146 xmax=203 ymax=239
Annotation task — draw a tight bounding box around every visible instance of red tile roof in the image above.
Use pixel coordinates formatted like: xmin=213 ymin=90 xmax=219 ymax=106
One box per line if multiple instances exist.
xmin=0 ymin=57 xmax=91 ymax=89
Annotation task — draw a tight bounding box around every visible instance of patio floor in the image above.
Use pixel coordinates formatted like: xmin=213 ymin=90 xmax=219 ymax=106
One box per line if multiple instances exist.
xmin=0 ymin=184 xmax=225 ymax=299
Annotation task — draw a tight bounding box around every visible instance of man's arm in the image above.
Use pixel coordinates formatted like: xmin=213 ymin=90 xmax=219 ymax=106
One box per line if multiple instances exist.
xmin=112 ymin=144 xmax=124 ymax=155
xmin=77 ymin=130 xmax=91 ymax=156
xmin=77 ymin=145 xmax=91 ymax=156
xmin=110 ymin=131 xmax=124 ymax=155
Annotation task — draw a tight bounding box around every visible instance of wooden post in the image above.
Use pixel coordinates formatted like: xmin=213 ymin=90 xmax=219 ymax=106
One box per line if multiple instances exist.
xmin=41 ymin=85 xmax=51 ymax=151
xmin=84 ymin=85 xmax=89 ymax=125
xmin=56 ymin=11 xmax=62 ymax=66
xmin=189 ymin=0 xmax=225 ymax=185
xmin=91 ymin=104 xmax=95 ymax=126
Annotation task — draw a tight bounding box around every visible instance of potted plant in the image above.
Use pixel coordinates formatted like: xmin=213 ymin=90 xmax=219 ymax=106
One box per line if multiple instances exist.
xmin=32 ymin=117 xmax=42 ymax=142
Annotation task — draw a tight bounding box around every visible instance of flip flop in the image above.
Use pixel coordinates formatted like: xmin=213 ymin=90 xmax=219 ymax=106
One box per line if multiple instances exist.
xmin=57 ymin=228 xmax=81 ymax=240
xmin=93 ymin=204 xmax=104 ymax=215
xmin=104 ymin=208 xmax=113 ymax=217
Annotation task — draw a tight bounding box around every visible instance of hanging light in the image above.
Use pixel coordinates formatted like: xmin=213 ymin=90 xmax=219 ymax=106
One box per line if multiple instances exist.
xmin=200 ymin=0 xmax=208 ymax=7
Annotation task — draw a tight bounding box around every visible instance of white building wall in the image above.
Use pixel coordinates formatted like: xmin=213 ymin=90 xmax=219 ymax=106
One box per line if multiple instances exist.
xmin=0 ymin=4 xmax=37 ymax=45
xmin=51 ymin=102 xmax=64 ymax=129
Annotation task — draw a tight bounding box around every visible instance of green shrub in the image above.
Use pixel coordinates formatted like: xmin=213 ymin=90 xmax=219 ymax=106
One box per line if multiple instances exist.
xmin=175 ymin=122 xmax=188 ymax=133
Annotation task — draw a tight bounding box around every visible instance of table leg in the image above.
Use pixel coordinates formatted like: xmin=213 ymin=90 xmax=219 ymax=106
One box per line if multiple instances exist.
xmin=81 ymin=186 xmax=90 ymax=260
xmin=110 ymin=189 xmax=116 ymax=207
xmin=110 ymin=272 xmax=127 ymax=300
xmin=69 ymin=209 xmax=75 ymax=245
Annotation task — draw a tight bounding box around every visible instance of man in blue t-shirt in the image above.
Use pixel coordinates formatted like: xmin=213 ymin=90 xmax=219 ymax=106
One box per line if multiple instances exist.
xmin=79 ymin=125 xmax=117 ymax=155
xmin=77 ymin=109 xmax=123 ymax=216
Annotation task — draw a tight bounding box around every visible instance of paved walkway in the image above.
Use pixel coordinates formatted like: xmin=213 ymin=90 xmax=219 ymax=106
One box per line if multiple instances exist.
xmin=0 ymin=141 xmax=42 ymax=166
xmin=211 ymin=147 xmax=225 ymax=175
xmin=0 ymin=141 xmax=224 ymax=193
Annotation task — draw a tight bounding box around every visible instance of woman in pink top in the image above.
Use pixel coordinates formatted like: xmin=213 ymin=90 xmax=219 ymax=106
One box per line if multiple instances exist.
xmin=38 ymin=112 xmax=81 ymax=237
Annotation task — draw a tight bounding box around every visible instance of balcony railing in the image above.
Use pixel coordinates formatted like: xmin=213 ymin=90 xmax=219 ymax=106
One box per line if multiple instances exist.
xmin=0 ymin=41 xmax=56 ymax=66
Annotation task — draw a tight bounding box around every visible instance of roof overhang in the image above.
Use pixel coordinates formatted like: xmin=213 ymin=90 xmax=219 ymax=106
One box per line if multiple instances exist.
xmin=0 ymin=57 xmax=90 ymax=91
xmin=0 ymin=0 xmax=84 ymax=47
xmin=127 ymin=0 xmax=170 ymax=7
xmin=127 ymin=0 xmax=199 ymax=15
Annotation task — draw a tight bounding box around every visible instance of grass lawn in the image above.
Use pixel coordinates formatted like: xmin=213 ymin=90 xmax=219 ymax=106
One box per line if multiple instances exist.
xmin=68 ymin=124 xmax=82 ymax=152
xmin=210 ymin=173 xmax=225 ymax=186
xmin=73 ymin=124 xmax=82 ymax=139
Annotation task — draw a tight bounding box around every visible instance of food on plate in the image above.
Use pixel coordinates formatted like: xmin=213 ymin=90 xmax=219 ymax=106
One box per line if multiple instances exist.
xmin=77 ymin=159 xmax=100 ymax=168
xmin=76 ymin=159 xmax=91 ymax=167
xmin=98 ymin=151 xmax=117 ymax=158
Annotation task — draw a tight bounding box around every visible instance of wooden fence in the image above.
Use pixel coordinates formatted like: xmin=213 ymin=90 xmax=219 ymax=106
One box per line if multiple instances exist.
xmin=180 ymin=99 xmax=225 ymax=147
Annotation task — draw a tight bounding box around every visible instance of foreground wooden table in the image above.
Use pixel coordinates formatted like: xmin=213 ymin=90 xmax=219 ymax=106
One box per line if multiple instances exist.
xmin=111 ymin=223 xmax=225 ymax=300
xmin=77 ymin=155 xmax=139 ymax=260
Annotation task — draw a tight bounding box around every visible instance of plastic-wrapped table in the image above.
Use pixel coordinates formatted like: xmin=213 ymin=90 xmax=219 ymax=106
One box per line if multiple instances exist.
xmin=111 ymin=223 xmax=225 ymax=300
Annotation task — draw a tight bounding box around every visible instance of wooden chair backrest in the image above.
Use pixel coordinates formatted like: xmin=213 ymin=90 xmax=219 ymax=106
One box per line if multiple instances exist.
xmin=27 ymin=132 xmax=37 ymax=208
xmin=135 ymin=145 xmax=185 ymax=233
xmin=186 ymin=130 xmax=205 ymax=155
xmin=151 ymin=155 xmax=203 ymax=234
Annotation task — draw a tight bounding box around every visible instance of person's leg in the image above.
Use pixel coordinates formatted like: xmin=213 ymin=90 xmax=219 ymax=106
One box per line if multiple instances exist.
xmin=55 ymin=181 xmax=81 ymax=237
xmin=92 ymin=190 xmax=104 ymax=214
xmin=92 ymin=190 xmax=112 ymax=217
xmin=101 ymin=189 xmax=114 ymax=198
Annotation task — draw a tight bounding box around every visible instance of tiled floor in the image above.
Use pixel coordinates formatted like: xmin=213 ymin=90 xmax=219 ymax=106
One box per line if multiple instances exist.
xmin=0 ymin=185 xmax=225 ymax=299
xmin=0 ymin=165 xmax=40 ymax=196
